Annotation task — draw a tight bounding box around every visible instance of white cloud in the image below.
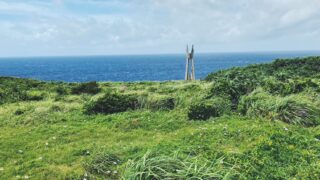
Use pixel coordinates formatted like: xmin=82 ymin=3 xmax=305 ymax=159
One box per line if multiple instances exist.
xmin=0 ymin=0 xmax=319 ymax=56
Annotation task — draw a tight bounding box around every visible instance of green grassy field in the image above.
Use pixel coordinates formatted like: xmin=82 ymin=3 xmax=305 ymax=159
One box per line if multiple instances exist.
xmin=0 ymin=57 xmax=320 ymax=179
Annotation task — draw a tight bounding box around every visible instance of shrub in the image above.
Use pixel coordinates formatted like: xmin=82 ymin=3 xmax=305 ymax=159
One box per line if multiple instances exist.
xmin=238 ymin=89 xmax=273 ymax=117
xmin=276 ymin=98 xmax=320 ymax=126
xmin=55 ymin=86 xmax=69 ymax=96
xmin=208 ymin=70 xmax=260 ymax=108
xmin=148 ymin=97 xmax=175 ymax=111
xmin=188 ymin=98 xmax=231 ymax=120
xmin=205 ymin=57 xmax=320 ymax=106
xmin=24 ymin=91 xmax=45 ymax=101
xmin=122 ymin=151 xmax=236 ymax=179
xmin=238 ymin=90 xmax=320 ymax=126
xmin=0 ymin=87 xmax=28 ymax=104
xmin=84 ymin=152 xmax=121 ymax=179
xmin=84 ymin=93 xmax=139 ymax=115
xmin=71 ymin=81 xmax=101 ymax=95
xmin=262 ymin=77 xmax=319 ymax=96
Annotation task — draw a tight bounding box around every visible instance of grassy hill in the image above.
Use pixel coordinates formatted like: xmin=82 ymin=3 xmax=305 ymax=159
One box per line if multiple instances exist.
xmin=0 ymin=56 xmax=320 ymax=179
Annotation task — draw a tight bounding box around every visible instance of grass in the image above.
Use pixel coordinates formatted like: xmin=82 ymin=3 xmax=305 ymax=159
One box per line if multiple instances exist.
xmin=0 ymin=57 xmax=320 ymax=179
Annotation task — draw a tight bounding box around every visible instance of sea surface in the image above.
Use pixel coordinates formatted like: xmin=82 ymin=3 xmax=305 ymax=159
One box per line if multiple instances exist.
xmin=0 ymin=51 xmax=319 ymax=82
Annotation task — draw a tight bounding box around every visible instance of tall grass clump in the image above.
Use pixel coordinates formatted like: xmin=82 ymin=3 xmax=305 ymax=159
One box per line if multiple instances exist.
xmin=84 ymin=92 xmax=139 ymax=115
xmin=144 ymin=96 xmax=175 ymax=111
xmin=188 ymin=97 xmax=231 ymax=120
xmin=262 ymin=77 xmax=319 ymax=96
xmin=71 ymin=81 xmax=101 ymax=95
xmin=207 ymin=69 xmax=260 ymax=108
xmin=239 ymin=89 xmax=320 ymax=126
xmin=122 ymin=151 xmax=237 ymax=179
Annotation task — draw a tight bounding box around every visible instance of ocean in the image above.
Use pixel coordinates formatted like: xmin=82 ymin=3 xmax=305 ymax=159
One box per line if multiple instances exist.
xmin=0 ymin=51 xmax=319 ymax=82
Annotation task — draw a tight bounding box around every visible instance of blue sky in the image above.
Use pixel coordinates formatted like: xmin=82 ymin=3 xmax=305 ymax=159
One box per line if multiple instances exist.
xmin=0 ymin=0 xmax=320 ymax=57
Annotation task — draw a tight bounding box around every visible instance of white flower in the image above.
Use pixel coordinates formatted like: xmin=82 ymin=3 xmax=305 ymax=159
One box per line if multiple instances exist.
xmin=0 ymin=167 xmax=4 ymax=171
xmin=107 ymin=170 xmax=111 ymax=174
xmin=24 ymin=175 xmax=29 ymax=179
xmin=113 ymin=170 xmax=118 ymax=174
xmin=52 ymin=137 xmax=56 ymax=140
xmin=45 ymin=142 xmax=49 ymax=146
xmin=18 ymin=150 xmax=23 ymax=153
xmin=113 ymin=162 xmax=117 ymax=165
xmin=284 ymin=127 xmax=288 ymax=131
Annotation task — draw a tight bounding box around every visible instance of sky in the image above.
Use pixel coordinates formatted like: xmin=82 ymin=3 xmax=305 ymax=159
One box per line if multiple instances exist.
xmin=0 ymin=0 xmax=320 ymax=57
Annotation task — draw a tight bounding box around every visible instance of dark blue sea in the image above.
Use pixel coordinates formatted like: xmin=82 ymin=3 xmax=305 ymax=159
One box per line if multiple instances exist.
xmin=0 ymin=51 xmax=319 ymax=82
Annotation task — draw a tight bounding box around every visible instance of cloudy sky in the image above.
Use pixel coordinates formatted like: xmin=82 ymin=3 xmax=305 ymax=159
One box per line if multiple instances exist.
xmin=0 ymin=0 xmax=320 ymax=57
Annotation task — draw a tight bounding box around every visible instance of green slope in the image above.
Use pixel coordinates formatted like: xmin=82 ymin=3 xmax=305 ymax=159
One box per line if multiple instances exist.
xmin=0 ymin=56 xmax=319 ymax=179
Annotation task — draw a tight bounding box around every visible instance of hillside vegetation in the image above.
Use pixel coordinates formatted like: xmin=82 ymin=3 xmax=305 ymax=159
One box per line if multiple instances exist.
xmin=0 ymin=56 xmax=320 ymax=179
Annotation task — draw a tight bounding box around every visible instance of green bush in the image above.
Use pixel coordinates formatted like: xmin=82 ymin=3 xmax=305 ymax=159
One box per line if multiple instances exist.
xmin=55 ymin=86 xmax=69 ymax=96
xmin=84 ymin=152 xmax=121 ymax=179
xmin=238 ymin=89 xmax=273 ymax=117
xmin=24 ymin=91 xmax=45 ymax=101
xmin=276 ymin=98 xmax=320 ymax=126
xmin=188 ymin=98 xmax=231 ymax=120
xmin=71 ymin=81 xmax=101 ymax=95
xmin=262 ymin=77 xmax=319 ymax=96
xmin=122 ymin=151 xmax=236 ymax=179
xmin=238 ymin=90 xmax=320 ymax=126
xmin=205 ymin=57 xmax=320 ymax=107
xmin=149 ymin=97 xmax=175 ymax=111
xmin=208 ymin=69 xmax=260 ymax=108
xmin=84 ymin=93 xmax=139 ymax=115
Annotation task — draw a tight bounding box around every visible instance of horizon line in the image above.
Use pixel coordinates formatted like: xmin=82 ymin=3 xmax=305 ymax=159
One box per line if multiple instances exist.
xmin=1 ymin=49 xmax=320 ymax=59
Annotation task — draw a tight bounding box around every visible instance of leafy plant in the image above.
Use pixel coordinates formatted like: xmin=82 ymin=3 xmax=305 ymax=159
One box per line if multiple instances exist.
xmin=84 ymin=92 xmax=139 ymax=114
xmin=148 ymin=97 xmax=175 ymax=111
xmin=71 ymin=81 xmax=101 ymax=95
xmin=188 ymin=98 xmax=231 ymax=120
xmin=238 ymin=89 xmax=320 ymax=126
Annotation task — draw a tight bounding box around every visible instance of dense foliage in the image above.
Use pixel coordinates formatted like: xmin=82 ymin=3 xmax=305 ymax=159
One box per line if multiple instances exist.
xmin=0 ymin=56 xmax=320 ymax=179
xmin=238 ymin=89 xmax=320 ymax=126
xmin=71 ymin=81 xmax=101 ymax=95
xmin=201 ymin=56 xmax=320 ymax=124
xmin=188 ymin=98 xmax=230 ymax=120
xmin=84 ymin=93 xmax=139 ymax=114
xmin=146 ymin=96 xmax=175 ymax=111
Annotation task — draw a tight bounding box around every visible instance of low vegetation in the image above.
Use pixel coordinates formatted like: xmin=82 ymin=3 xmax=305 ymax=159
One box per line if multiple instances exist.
xmin=71 ymin=81 xmax=101 ymax=95
xmin=84 ymin=93 xmax=139 ymax=115
xmin=188 ymin=98 xmax=230 ymax=120
xmin=0 ymin=56 xmax=320 ymax=179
